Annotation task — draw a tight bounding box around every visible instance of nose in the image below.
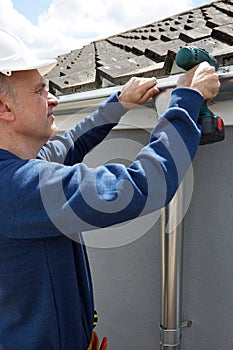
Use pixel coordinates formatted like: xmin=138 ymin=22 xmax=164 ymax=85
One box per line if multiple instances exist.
xmin=48 ymin=92 xmax=59 ymax=107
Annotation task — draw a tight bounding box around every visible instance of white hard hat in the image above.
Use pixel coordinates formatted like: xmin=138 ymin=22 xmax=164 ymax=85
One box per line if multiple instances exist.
xmin=0 ymin=27 xmax=57 ymax=76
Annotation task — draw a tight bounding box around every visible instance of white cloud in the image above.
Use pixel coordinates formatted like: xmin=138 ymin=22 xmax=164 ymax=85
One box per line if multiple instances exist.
xmin=0 ymin=0 xmax=200 ymax=59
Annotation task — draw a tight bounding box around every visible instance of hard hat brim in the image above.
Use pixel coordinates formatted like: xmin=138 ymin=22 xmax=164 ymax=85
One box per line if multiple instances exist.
xmin=0 ymin=58 xmax=57 ymax=76
xmin=38 ymin=59 xmax=57 ymax=76
xmin=0 ymin=27 xmax=57 ymax=76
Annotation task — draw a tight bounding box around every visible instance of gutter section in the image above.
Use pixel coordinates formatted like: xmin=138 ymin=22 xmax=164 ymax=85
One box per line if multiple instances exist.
xmin=54 ymin=71 xmax=233 ymax=132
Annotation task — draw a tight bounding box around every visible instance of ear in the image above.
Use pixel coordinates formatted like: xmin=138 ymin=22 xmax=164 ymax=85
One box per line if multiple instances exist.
xmin=0 ymin=94 xmax=15 ymax=122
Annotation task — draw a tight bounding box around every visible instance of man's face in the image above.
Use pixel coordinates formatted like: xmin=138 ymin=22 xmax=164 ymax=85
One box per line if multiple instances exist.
xmin=9 ymin=69 xmax=58 ymax=146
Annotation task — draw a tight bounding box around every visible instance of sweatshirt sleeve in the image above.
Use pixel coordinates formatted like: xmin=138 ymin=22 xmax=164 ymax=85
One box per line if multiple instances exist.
xmin=38 ymin=92 xmax=128 ymax=165
xmin=3 ymin=87 xmax=203 ymax=239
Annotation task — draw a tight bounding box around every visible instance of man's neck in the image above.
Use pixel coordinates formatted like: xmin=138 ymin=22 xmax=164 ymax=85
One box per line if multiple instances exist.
xmin=0 ymin=136 xmax=43 ymax=159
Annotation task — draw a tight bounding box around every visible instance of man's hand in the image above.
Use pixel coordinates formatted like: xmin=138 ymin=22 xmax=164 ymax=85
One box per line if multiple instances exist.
xmin=177 ymin=61 xmax=220 ymax=102
xmin=118 ymin=77 xmax=160 ymax=109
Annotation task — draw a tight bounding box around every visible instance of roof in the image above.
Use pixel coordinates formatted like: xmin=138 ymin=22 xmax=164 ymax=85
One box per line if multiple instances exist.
xmin=47 ymin=0 xmax=233 ymax=95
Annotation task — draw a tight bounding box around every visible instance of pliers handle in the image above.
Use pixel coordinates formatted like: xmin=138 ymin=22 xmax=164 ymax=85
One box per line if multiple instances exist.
xmin=99 ymin=337 xmax=108 ymax=350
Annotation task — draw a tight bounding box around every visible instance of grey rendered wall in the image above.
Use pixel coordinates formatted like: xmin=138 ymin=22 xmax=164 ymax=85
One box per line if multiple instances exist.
xmin=85 ymin=127 xmax=233 ymax=350
xmin=181 ymin=126 xmax=233 ymax=350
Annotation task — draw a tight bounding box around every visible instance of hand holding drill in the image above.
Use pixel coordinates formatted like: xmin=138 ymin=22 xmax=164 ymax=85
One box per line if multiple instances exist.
xmin=176 ymin=46 xmax=224 ymax=145
xmin=177 ymin=61 xmax=220 ymax=102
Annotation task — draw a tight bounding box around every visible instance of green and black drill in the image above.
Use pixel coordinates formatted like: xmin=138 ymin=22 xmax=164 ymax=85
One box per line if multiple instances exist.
xmin=175 ymin=46 xmax=224 ymax=145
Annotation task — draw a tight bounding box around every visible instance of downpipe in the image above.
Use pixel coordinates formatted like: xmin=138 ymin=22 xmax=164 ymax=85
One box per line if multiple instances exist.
xmin=160 ymin=183 xmax=192 ymax=349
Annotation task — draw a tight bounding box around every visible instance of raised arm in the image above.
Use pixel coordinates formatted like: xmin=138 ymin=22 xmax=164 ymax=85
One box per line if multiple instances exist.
xmin=38 ymin=77 xmax=159 ymax=165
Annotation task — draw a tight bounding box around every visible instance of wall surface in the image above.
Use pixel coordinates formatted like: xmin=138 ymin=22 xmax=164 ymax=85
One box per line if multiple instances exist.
xmin=84 ymin=127 xmax=233 ymax=350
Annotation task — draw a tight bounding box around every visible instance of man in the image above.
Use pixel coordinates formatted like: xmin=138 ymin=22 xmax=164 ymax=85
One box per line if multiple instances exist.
xmin=0 ymin=28 xmax=219 ymax=350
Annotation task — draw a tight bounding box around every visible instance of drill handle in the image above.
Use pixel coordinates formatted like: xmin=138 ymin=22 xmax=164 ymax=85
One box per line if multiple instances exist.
xmin=199 ymin=103 xmax=214 ymax=118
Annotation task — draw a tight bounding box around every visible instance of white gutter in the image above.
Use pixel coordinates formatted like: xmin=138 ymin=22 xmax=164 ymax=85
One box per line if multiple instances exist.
xmin=57 ymin=70 xmax=233 ymax=102
xmin=54 ymin=71 xmax=233 ymax=131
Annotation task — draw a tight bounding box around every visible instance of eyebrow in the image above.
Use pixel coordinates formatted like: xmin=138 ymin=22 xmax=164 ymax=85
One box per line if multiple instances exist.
xmin=34 ymin=79 xmax=47 ymax=90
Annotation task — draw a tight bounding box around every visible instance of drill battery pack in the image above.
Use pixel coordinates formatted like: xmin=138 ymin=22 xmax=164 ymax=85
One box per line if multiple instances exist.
xmin=198 ymin=115 xmax=225 ymax=145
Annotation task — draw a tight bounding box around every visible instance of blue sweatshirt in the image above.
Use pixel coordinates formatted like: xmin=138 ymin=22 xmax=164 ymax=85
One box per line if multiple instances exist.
xmin=0 ymin=88 xmax=202 ymax=349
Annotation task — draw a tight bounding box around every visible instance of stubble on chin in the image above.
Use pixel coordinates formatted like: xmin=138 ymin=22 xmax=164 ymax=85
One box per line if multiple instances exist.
xmin=49 ymin=124 xmax=58 ymax=140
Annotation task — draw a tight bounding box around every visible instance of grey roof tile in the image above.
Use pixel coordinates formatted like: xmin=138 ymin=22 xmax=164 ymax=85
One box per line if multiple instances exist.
xmin=145 ymin=39 xmax=187 ymax=61
xmin=47 ymin=0 xmax=233 ymax=95
xmin=212 ymin=24 xmax=233 ymax=44
xmin=179 ymin=26 xmax=212 ymax=43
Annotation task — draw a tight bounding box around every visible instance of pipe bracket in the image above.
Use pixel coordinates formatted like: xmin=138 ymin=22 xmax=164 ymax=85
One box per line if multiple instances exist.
xmin=159 ymin=326 xmax=181 ymax=347
xmin=160 ymin=321 xmax=192 ymax=347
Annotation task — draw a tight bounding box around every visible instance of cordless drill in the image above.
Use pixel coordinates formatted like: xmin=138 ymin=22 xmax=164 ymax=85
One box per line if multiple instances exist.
xmin=175 ymin=47 xmax=224 ymax=145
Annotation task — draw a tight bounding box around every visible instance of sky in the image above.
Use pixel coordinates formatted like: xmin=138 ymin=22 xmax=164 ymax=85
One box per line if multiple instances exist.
xmin=0 ymin=0 xmax=210 ymax=59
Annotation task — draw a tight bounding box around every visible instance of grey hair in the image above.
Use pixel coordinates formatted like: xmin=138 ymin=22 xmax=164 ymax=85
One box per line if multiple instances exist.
xmin=0 ymin=72 xmax=16 ymax=99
